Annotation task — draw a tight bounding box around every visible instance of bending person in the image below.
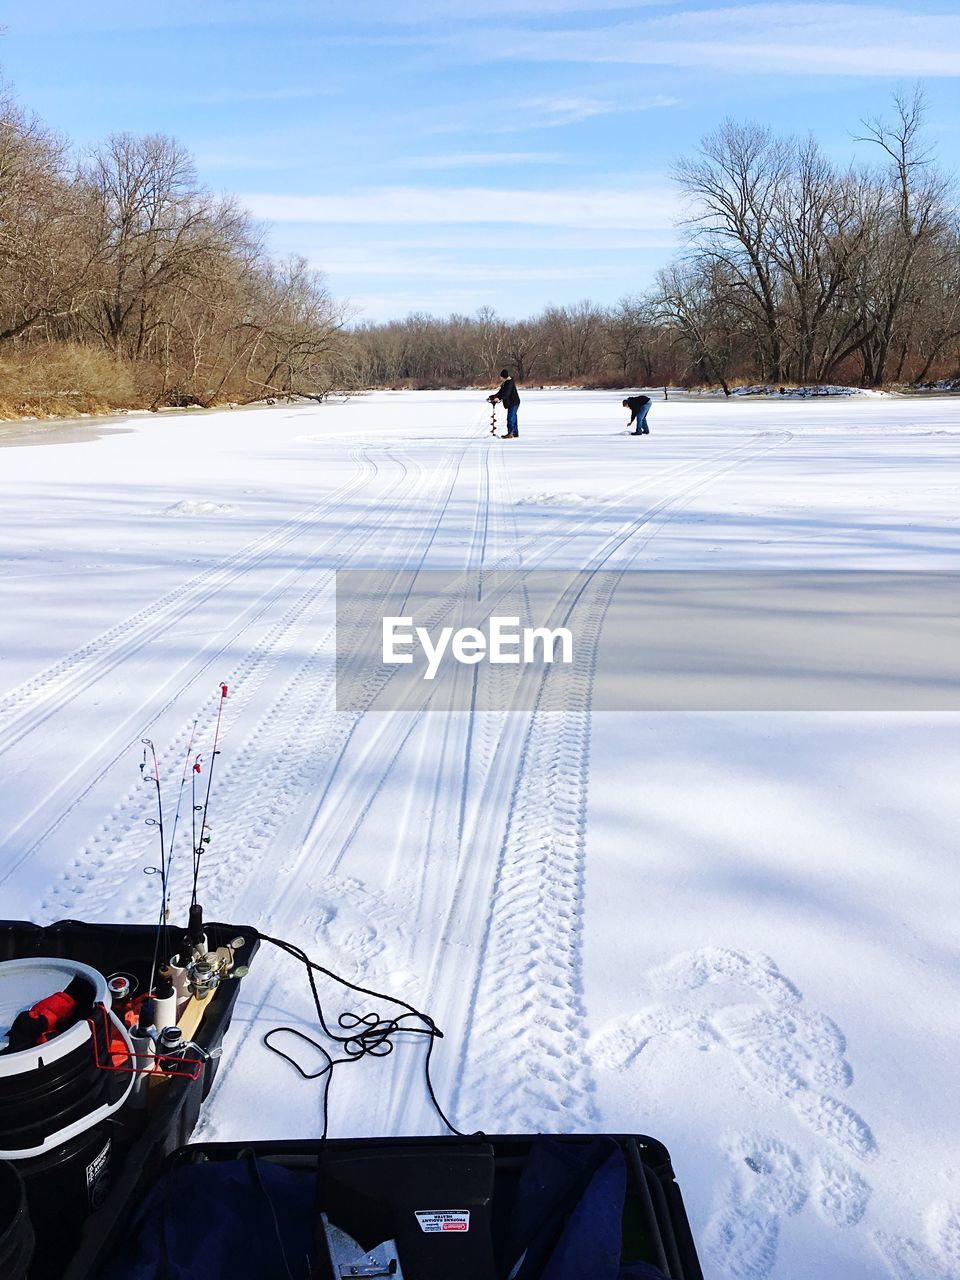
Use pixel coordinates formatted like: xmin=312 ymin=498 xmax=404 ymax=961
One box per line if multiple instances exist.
xmin=623 ymin=394 xmax=651 ymax=435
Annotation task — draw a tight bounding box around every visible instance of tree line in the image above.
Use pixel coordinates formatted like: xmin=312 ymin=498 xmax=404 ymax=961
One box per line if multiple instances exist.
xmin=348 ymin=91 xmax=959 ymax=394
xmin=0 ymin=80 xmax=348 ymax=415
xmin=1 ymin=81 xmax=957 ymax=416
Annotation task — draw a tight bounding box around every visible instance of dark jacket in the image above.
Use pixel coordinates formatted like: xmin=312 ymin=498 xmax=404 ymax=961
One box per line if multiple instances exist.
xmin=494 ymin=377 xmax=520 ymax=408
xmin=624 ymin=394 xmax=650 ymax=422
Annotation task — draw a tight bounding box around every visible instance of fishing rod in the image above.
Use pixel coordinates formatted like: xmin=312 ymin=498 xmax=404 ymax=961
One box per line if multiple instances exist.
xmin=192 ymin=683 xmax=228 ymax=907
xmin=140 ymin=738 xmax=168 ymax=999
xmin=138 ymin=688 xmax=226 ymax=1002
xmin=165 ymin=719 xmax=198 ymax=890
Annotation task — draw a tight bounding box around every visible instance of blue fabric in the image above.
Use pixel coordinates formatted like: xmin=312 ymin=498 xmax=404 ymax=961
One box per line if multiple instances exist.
xmin=100 ymin=1157 xmax=315 ymax=1280
xmin=506 ymin=404 xmax=519 ymax=435
xmin=102 ymin=1143 xmax=671 ymax=1280
xmin=540 ymin=1145 xmax=626 ymax=1280
xmin=633 ymin=403 xmax=650 ymax=433
xmin=506 ymin=1137 xmax=669 ymax=1280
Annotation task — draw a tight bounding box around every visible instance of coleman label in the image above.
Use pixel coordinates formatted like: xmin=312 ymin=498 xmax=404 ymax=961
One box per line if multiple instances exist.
xmin=415 ymin=1210 xmax=470 ymax=1233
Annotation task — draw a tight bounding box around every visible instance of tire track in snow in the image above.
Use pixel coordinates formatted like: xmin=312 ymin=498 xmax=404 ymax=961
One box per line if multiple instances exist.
xmin=443 ymin=431 xmax=793 ymax=1135
xmin=217 ymin=429 xmax=500 ymax=920
xmin=0 ymin=449 xmax=379 ymax=757
xmin=284 ymin=440 xmax=500 ymax=1033
xmin=24 ymin=449 xmax=431 ymax=914
xmin=185 ymin=423 xmax=495 ymax=1131
xmin=186 ymin=433 xmax=478 ymax=917
xmin=386 ymin=439 xmax=497 ymax=964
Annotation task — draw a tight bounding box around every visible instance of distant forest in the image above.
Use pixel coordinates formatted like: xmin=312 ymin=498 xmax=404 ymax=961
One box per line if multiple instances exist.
xmin=1 ymin=80 xmax=957 ymax=416
xmin=0 ymin=77 xmax=346 ymax=416
xmin=350 ymin=91 xmax=960 ymax=395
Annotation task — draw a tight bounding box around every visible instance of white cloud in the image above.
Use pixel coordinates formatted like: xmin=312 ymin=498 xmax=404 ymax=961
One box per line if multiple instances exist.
xmin=521 ymin=94 xmax=680 ymax=127
xmin=242 ymin=185 xmax=683 ymax=230
xmin=402 ymin=151 xmax=569 ymax=169
xmin=476 ymin=5 xmax=960 ymax=77
xmin=463 ymin=93 xmax=681 ymax=134
xmin=313 ymin=249 xmax=663 ymax=280
xmin=525 ymin=97 xmax=621 ymax=126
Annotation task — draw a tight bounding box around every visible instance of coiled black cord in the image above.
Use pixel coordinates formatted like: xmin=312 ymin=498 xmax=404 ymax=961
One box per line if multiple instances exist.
xmin=256 ymin=931 xmax=469 ymax=1140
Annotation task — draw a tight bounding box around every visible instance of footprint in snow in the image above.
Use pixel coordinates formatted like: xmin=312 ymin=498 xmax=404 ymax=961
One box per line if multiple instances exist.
xmin=877 ymin=1200 xmax=960 ymax=1280
xmin=705 ymin=1133 xmax=807 ymax=1280
xmin=595 ymin=947 xmax=875 ymax=1157
xmin=589 ymin=947 xmax=878 ymax=1278
xmin=308 ymin=875 xmax=407 ymax=984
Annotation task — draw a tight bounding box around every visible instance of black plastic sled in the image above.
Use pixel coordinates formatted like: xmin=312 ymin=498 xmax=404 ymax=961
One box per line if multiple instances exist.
xmin=84 ymin=1132 xmax=703 ymax=1280
xmin=0 ymin=916 xmax=258 ymax=1279
xmin=0 ymin=918 xmax=704 ymax=1280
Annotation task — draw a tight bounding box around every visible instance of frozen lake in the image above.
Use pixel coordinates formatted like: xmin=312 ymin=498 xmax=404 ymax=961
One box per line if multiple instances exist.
xmin=1 ymin=389 xmax=958 ymax=1280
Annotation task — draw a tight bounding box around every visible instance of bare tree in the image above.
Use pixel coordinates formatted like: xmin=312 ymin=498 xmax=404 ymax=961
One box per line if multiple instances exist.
xmin=82 ymin=133 xmax=244 ymax=361
xmin=244 ymin=255 xmax=348 ymax=399
xmin=674 ymin=121 xmax=791 ymax=380
xmin=853 ymin=88 xmax=952 ymax=384
xmin=0 ymin=87 xmax=96 ymax=344
xmin=603 ymin=295 xmax=656 ymax=383
xmin=502 ymin=320 xmax=543 ymax=383
xmin=654 ymin=261 xmax=740 ymax=394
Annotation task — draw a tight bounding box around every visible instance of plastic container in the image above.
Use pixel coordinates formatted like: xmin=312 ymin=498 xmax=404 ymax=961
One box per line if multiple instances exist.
xmin=15 ymin=1125 xmax=113 ymax=1280
xmin=0 ymin=957 xmax=134 ymax=1159
xmin=0 ymin=917 xmax=259 ymax=1280
xmin=0 ymin=1159 xmax=34 ymax=1280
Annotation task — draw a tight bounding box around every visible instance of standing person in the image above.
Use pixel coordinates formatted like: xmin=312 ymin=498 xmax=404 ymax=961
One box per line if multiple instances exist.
xmin=623 ymin=394 xmax=651 ymax=435
xmin=489 ymin=369 xmax=520 ymax=438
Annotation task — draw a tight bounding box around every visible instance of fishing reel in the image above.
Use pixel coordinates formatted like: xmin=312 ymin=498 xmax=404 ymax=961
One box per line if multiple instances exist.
xmin=185 ymin=936 xmax=247 ymax=1001
xmin=155 ymin=1025 xmax=222 ymax=1077
xmin=179 ymin=904 xmax=248 ymax=1002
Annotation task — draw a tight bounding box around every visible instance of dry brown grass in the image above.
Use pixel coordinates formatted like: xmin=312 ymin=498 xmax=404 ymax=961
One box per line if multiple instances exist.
xmin=0 ymin=343 xmax=138 ymax=418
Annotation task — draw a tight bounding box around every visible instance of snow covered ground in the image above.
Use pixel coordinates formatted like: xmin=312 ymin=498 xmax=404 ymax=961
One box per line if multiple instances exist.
xmin=1 ymin=389 xmax=959 ymax=1280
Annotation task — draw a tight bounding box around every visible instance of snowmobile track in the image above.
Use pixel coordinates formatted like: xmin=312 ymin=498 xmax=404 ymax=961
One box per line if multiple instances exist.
xmin=13 ymin=447 xmax=427 ymax=905
xmin=29 ymin=433 xmax=484 ymax=917
xmin=444 ymin=430 xmax=793 ymax=1134
xmin=0 ymin=448 xmax=380 ymax=758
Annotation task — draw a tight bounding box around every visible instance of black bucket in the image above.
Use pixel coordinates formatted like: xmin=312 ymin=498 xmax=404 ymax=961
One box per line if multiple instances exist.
xmin=0 ymin=1004 xmax=126 ymax=1155
xmin=0 ymin=1159 xmax=34 ymax=1280
xmin=15 ymin=1125 xmax=113 ymax=1280
xmin=0 ymin=958 xmax=134 ymax=1159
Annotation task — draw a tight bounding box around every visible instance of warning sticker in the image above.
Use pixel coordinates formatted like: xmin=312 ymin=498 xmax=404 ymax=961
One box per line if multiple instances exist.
xmin=415 ymin=1210 xmax=470 ymax=1233
xmin=85 ymin=1138 xmax=112 ymax=1210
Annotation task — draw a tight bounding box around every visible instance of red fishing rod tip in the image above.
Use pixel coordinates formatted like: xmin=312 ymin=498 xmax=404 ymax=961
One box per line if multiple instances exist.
xmin=220 ymin=683 xmax=228 ymax=698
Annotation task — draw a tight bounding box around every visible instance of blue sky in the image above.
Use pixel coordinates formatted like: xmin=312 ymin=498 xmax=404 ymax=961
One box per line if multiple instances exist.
xmin=1 ymin=1 xmax=958 ymax=321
